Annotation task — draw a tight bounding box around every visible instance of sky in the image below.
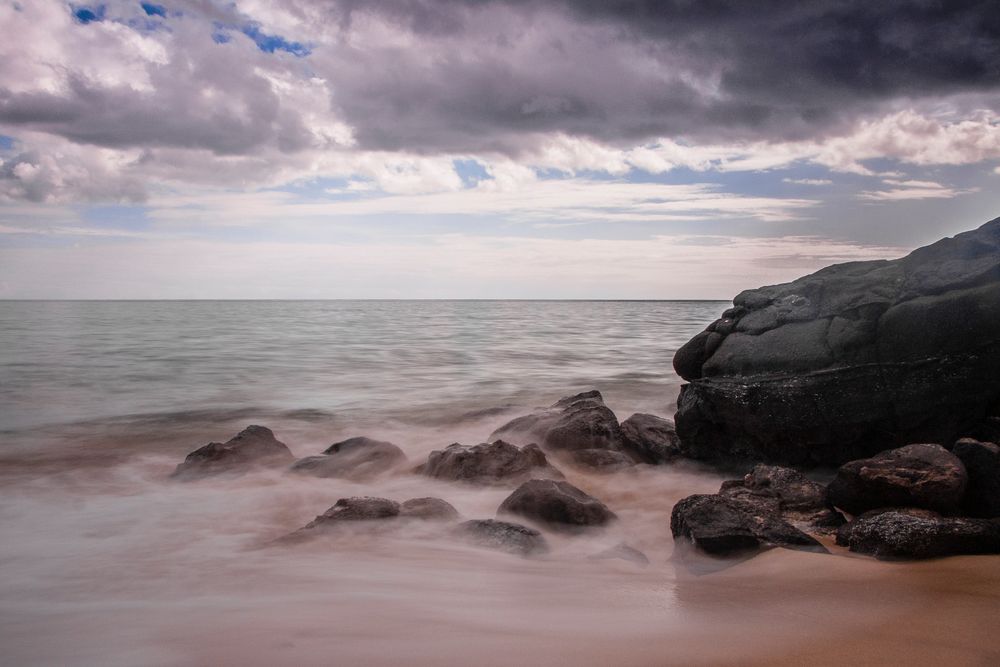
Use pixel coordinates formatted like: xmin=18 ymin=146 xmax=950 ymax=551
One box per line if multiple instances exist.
xmin=0 ymin=0 xmax=998 ymax=299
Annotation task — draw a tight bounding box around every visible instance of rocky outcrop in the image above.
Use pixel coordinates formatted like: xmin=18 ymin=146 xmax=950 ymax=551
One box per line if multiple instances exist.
xmin=952 ymin=438 xmax=1000 ymax=518
xmin=417 ymin=440 xmax=561 ymax=485
xmin=673 ymin=217 xmax=1000 ymax=465
xmin=826 ymin=444 xmax=967 ymax=515
xmin=836 ymin=508 xmax=1000 ymax=560
xmin=620 ymin=413 xmax=680 ymax=463
xmin=172 ymin=425 xmax=294 ymax=479
xmin=720 ymin=464 xmax=844 ymax=533
xmin=498 ymin=479 xmax=617 ymax=531
xmin=671 ymin=493 xmax=826 ymax=557
xmin=455 ymin=519 xmax=549 ymax=556
xmin=490 ymin=390 xmax=627 ymax=454
xmin=399 ymin=497 xmax=460 ymax=521
xmin=290 ymin=436 xmax=407 ymax=480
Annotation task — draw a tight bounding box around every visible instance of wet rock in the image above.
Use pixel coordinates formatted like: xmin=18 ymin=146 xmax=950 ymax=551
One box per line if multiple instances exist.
xmin=399 ymin=497 xmax=460 ymax=521
xmin=569 ymin=448 xmax=635 ymax=472
xmin=303 ymin=497 xmax=402 ymax=529
xmin=417 ymin=440 xmax=561 ymax=485
xmin=826 ymin=444 xmax=968 ymax=515
xmin=953 ymin=438 xmax=1000 ymax=518
xmin=490 ymin=390 xmax=626 ymax=453
xmin=497 ymin=479 xmax=617 ymax=531
xmin=673 ymin=217 xmax=1000 ymax=465
xmin=620 ymin=413 xmax=680 ymax=463
xmin=172 ymin=425 xmax=294 ymax=479
xmin=588 ymin=542 xmax=650 ymax=566
xmin=720 ymin=464 xmax=844 ymax=533
xmin=290 ymin=436 xmax=407 ymax=480
xmin=455 ymin=519 xmax=549 ymax=557
xmin=837 ymin=508 xmax=1000 ymax=560
xmin=670 ymin=494 xmax=827 ymax=557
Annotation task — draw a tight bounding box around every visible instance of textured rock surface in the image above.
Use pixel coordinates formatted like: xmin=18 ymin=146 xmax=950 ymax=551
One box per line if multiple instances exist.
xmin=399 ymin=497 xmax=460 ymax=521
xmin=455 ymin=519 xmax=549 ymax=556
xmin=673 ymin=217 xmax=1000 ymax=465
xmin=417 ymin=440 xmax=561 ymax=485
xmin=670 ymin=494 xmax=827 ymax=557
xmin=837 ymin=508 xmax=1000 ymax=560
xmin=303 ymin=497 xmax=402 ymax=528
xmin=720 ymin=464 xmax=844 ymax=533
xmin=620 ymin=413 xmax=680 ymax=463
xmin=172 ymin=425 xmax=294 ymax=479
xmin=953 ymin=438 xmax=1000 ymax=518
xmin=569 ymin=448 xmax=635 ymax=471
xmin=290 ymin=436 xmax=407 ymax=480
xmin=490 ymin=390 xmax=626 ymax=453
xmin=498 ymin=479 xmax=617 ymax=531
xmin=826 ymin=444 xmax=967 ymax=515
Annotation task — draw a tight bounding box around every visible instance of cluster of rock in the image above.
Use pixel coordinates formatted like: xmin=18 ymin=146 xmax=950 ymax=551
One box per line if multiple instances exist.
xmin=672 ymin=441 xmax=1000 ymax=560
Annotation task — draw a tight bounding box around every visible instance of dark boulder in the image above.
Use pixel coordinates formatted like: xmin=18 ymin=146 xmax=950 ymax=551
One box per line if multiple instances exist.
xmin=837 ymin=508 xmax=1000 ymax=560
xmin=455 ymin=519 xmax=549 ymax=556
xmin=303 ymin=497 xmax=401 ymax=529
xmin=670 ymin=494 xmax=827 ymax=557
xmin=826 ymin=444 xmax=967 ymax=515
xmin=673 ymin=217 xmax=1000 ymax=465
xmin=290 ymin=436 xmax=407 ymax=480
xmin=953 ymin=438 xmax=1000 ymax=518
xmin=497 ymin=479 xmax=617 ymax=531
xmin=569 ymin=448 xmax=636 ymax=472
xmin=720 ymin=464 xmax=844 ymax=533
xmin=172 ymin=425 xmax=294 ymax=479
xmin=417 ymin=440 xmax=561 ymax=485
xmin=399 ymin=497 xmax=460 ymax=521
xmin=620 ymin=413 xmax=680 ymax=463
xmin=490 ymin=390 xmax=626 ymax=453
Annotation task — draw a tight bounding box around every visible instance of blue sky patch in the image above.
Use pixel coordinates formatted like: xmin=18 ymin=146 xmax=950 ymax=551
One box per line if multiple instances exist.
xmin=140 ymin=2 xmax=166 ymax=17
xmin=0 ymin=135 xmax=15 ymax=151
xmin=72 ymin=4 xmax=106 ymax=24
xmin=241 ymin=23 xmax=311 ymax=57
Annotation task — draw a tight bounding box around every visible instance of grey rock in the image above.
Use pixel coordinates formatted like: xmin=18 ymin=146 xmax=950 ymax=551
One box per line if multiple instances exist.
xmin=953 ymin=438 xmax=1000 ymax=518
xmin=455 ymin=519 xmax=549 ymax=556
xmin=826 ymin=444 xmax=968 ymax=515
xmin=670 ymin=493 xmax=827 ymax=557
xmin=720 ymin=464 xmax=844 ymax=533
xmin=417 ymin=440 xmax=562 ymax=485
xmin=173 ymin=425 xmax=294 ymax=479
xmin=837 ymin=508 xmax=1000 ymax=560
xmin=569 ymin=448 xmax=636 ymax=471
xmin=303 ymin=497 xmax=402 ymax=529
xmin=497 ymin=479 xmax=617 ymax=531
xmin=673 ymin=217 xmax=1000 ymax=465
xmin=399 ymin=497 xmax=460 ymax=521
xmin=620 ymin=413 xmax=680 ymax=463
xmin=290 ymin=436 xmax=407 ymax=480
xmin=490 ymin=390 xmax=626 ymax=453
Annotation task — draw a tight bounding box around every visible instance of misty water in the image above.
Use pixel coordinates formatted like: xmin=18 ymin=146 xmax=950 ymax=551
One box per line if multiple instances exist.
xmin=2 ymin=300 xmax=998 ymax=666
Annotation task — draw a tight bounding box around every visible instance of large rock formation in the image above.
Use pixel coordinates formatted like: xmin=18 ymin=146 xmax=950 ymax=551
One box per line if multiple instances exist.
xmin=673 ymin=217 xmax=1000 ymax=465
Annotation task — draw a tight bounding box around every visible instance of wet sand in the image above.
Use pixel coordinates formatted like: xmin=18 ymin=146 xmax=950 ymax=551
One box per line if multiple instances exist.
xmin=2 ymin=411 xmax=1000 ymax=666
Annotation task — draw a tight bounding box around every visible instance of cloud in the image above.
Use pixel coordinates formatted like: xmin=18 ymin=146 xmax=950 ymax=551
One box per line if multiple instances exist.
xmin=783 ymin=178 xmax=833 ymax=186
xmin=857 ymin=178 xmax=977 ymax=202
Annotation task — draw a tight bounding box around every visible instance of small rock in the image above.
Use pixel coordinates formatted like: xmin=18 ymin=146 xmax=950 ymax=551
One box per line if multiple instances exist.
xmin=952 ymin=438 xmax=1000 ymax=518
xmin=303 ymin=497 xmax=401 ymax=529
xmin=399 ymin=497 xmax=460 ymax=521
xmin=570 ymin=448 xmax=635 ymax=472
xmin=826 ymin=444 xmax=968 ymax=515
xmin=490 ymin=390 xmax=626 ymax=453
xmin=720 ymin=464 xmax=845 ymax=533
xmin=172 ymin=425 xmax=294 ymax=479
xmin=290 ymin=436 xmax=407 ymax=480
xmin=588 ymin=542 xmax=650 ymax=566
xmin=417 ymin=440 xmax=561 ymax=485
xmin=837 ymin=508 xmax=1000 ymax=560
xmin=670 ymin=494 xmax=827 ymax=557
xmin=620 ymin=413 xmax=680 ymax=463
xmin=455 ymin=519 xmax=549 ymax=556
xmin=497 ymin=479 xmax=617 ymax=531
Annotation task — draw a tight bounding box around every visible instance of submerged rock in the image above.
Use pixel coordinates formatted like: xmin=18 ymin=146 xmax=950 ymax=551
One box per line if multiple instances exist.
xmin=497 ymin=479 xmax=617 ymax=531
xmin=670 ymin=493 xmax=827 ymax=557
xmin=290 ymin=436 xmax=407 ymax=480
xmin=620 ymin=413 xmax=680 ymax=463
xmin=952 ymin=438 xmax=1000 ymax=518
xmin=172 ymin=425 xmax=294 ymax=479
xmin=490 ymin=390 xmax=626 ymax=453
xmin=399 ymin=497 xmax=460 ymax=521
xmin=837 ymin=508 xmax=1000 ymax=560
xmin=588 ymin=542 xmax=650 ymax=566
xmin=569 ymin=448 xmax=635 ymax=472
xmin=455 ymin=519 xmax=549 ymax=556
xmin=303 ymin=497 xmax=402 ymax=529
xmin=673 ymin=217 xmax=1000 ymax=465
xmin=826 ymin=444 xmax=967 ymax=515
xmin=720 ymin=464 xmax=844 ymax=533
xmin=417 ymin=440 xmax=561 ymax=485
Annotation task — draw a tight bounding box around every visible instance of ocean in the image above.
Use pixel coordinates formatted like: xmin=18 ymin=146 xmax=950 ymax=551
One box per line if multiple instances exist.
xmin=1 ymin=300 xmax=998 ymax=666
